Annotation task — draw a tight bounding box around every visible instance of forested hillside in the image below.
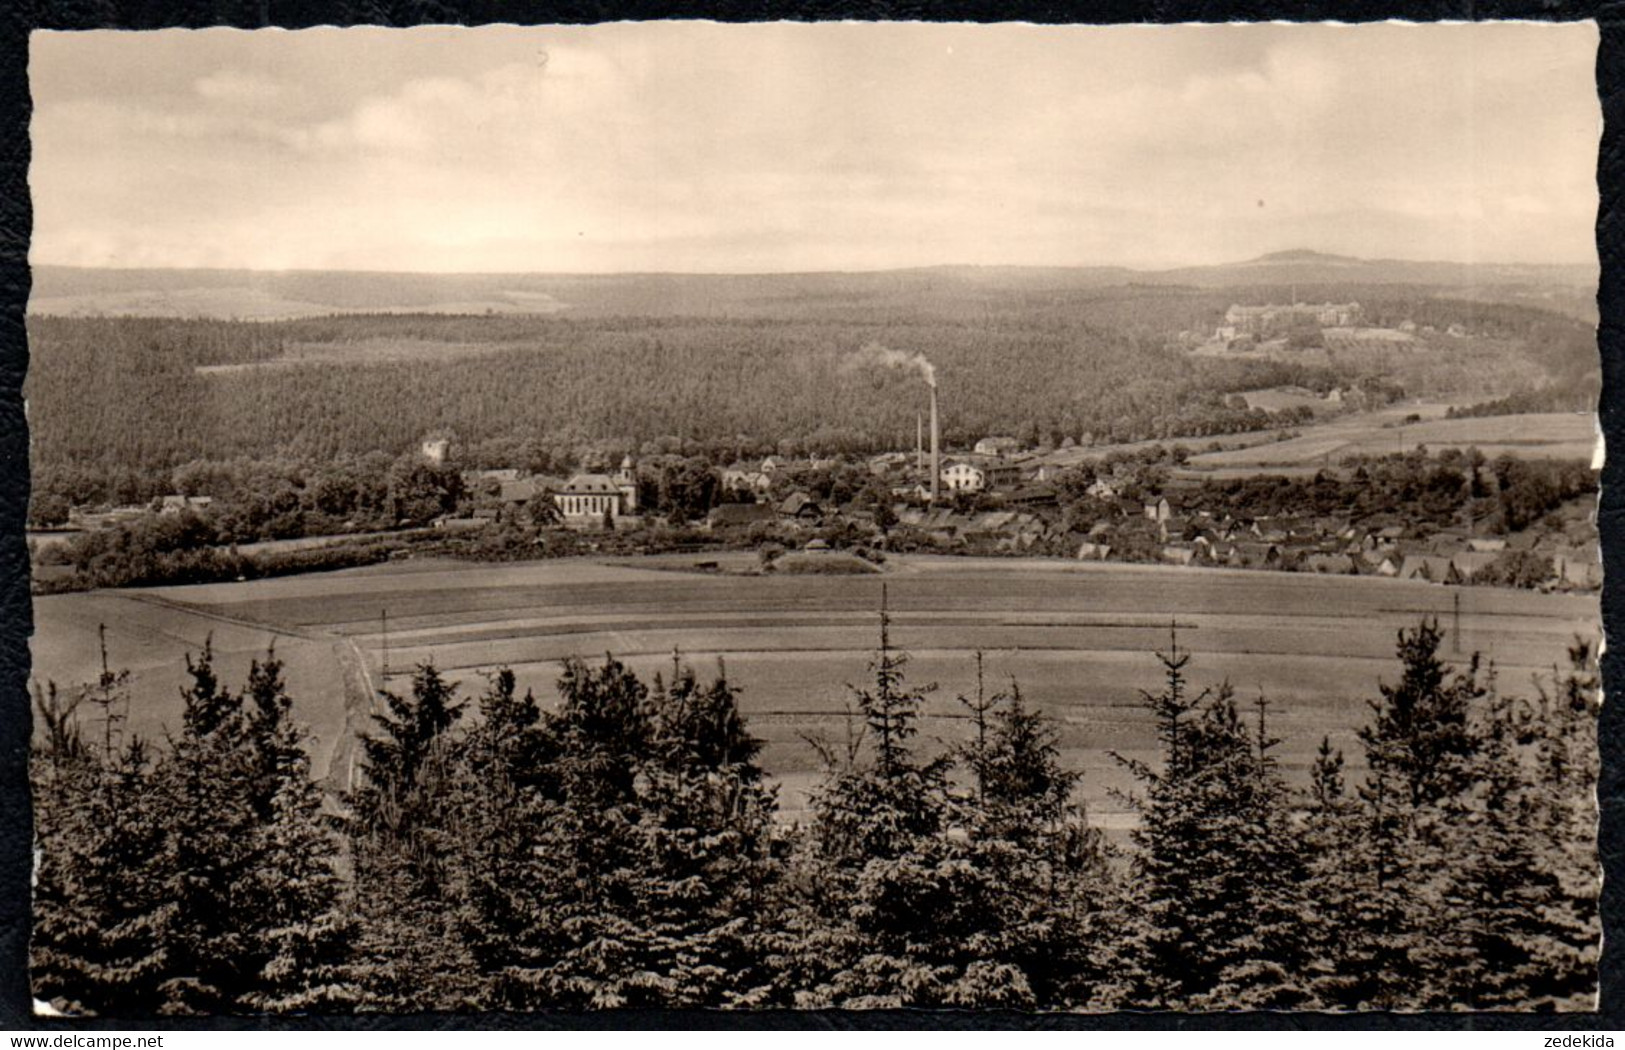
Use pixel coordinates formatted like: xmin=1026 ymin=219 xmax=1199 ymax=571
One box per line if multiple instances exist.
xmin=25 ymin=285 xmax=1596 ymax=500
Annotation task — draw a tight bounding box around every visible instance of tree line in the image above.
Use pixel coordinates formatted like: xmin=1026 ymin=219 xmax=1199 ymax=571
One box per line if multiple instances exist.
xmin=32 ymin=609 xmax=1599 ymax=1013
xmin=1172 ymin=448 xmax=1596 ymax=535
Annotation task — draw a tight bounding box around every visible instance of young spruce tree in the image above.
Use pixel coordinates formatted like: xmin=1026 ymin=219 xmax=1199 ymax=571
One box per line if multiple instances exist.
xmin=1107 ymin=630 xmax=1310 ymax=1009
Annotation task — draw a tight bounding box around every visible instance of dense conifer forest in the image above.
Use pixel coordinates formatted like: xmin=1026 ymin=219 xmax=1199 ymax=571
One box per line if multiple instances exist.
xmin=25 ymin=286 xmax=1597 ymax=502
xmin=31 ymin=605 xmax=1599 ymax=1013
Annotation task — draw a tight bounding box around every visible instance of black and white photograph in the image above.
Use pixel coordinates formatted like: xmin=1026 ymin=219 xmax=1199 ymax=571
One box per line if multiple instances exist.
xmin=22 ymin=20 xmax=1604 ymax=1016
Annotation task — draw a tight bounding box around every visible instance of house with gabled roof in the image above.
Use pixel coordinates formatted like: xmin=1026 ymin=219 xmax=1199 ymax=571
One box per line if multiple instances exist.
xmin=708 ymin=503 xmax=777 ymax=529
xmin=1161 ymin=545 xmax=1198 ymax=567
xmin=1553 ymin=547 xmax=1601 ymax=589
xmin=1306 ymin=552 xmax=1356 ymax=575
xmin=1450 ymin=551 xmax=1500 ymax=583
xmin=777 ymin=491 xmax=823 ymax=522
xmin=1399 ymin=555 xmax=1458 ymax=584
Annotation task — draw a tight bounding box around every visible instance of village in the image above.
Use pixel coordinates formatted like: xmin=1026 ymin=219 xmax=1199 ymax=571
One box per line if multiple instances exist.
xmin=434 ymin=428 xmax=1598 ymax=591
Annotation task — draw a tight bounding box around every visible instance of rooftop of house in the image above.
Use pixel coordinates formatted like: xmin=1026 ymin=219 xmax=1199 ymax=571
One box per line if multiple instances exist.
xmin=558 ymin=473 xmax=625 ymax=495
xmin=708 ymin=503 xmax=777 ymax=525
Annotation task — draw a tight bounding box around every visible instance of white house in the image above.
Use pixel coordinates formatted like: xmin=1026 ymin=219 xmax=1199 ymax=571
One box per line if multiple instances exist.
xmin=721 ymin=469 xmax=773 ymax=496
xmin=940 ymin=460 xmax=987 ymax=493
xmin=974 ymin=436 xmax=1021 ymax=456
xmin=1085 ymin=477 xmax=1120 ymax=500
xmin=555 ymin=462 xmax=639 ymax=527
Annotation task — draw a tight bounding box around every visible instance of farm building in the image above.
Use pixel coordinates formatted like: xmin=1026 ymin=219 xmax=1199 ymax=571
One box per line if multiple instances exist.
xmin=777 ymin=492 xmax=823 ymax=522
xmin=1364 ymin=555 xmax=1400 ymax=577
xmin=974 ymin=436 xmax=1021 ymax=456
xmin=1506 ymin=531 xmax=1541 ymax=552
xmin=500 ymin=477 xmax=548 ymax=508
xmin=1227 ymin=542 xmax=1281 ymax=569
xmin=1450 ymin=551 xmax=1500 ymax=583
xmin=464 ymin=468 xmax=522 ymax=497
xmin=1399 ymin=555 xmax=1459 ymax=584
xmin=707 ymin=503 xmax=777 ymax=529
xmin=1009 ymin=485 xmax=1059 ymax=507
xmin=1553 ymin=547 xmax=1602 ymax=589
xmin=1305 ymin=553 xmax=1357 ymax=575
xmin=1157 ymin=516 xmax=1192 ymax=543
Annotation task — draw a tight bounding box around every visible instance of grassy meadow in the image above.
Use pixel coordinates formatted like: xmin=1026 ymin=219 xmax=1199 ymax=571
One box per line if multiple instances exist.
xmin=1187 ymin=408 xmax=1597 ymax=470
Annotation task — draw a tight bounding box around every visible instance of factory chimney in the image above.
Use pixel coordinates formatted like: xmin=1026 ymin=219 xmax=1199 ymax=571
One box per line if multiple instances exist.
xmin=930 ymin=384 xmax=940 ymax=502
xmin=916 ymin=411 xmax=924 ymax=471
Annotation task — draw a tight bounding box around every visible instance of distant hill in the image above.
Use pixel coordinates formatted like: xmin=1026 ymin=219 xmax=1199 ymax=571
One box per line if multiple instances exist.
xmin=27 ymin=251 xmax=1597 ymax=320
xmin=27 ymin=267 xmax=572 ymax=320
xmin=1144 ymin=249 xmax=1598 ymax=290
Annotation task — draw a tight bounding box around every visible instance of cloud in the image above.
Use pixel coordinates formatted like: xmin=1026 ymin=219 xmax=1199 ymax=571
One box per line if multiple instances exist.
xmin=26 ymin=22 xmax=1600 ymax=272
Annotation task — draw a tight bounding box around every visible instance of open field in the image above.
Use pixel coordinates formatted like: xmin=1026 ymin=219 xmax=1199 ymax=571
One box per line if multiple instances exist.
xmin=1233 ymin=386 xmax=1334 ymax=414
xmin=1187 ymin=409 xmax=1597 ymax=470
xmin=29 ymin=591 xmax=359 ymax=787
xmin=30 ymin=555 xmax=1598 ymax=824
xmin=195 ymin=338 xmax=549 ymax=374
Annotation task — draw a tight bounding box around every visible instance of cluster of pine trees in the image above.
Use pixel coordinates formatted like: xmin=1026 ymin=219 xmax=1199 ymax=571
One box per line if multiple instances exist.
xmin=31 ymin=612 xmax=1599 ymax=1014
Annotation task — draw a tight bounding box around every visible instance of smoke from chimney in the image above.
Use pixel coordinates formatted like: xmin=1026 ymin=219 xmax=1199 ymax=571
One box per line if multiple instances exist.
xmin=847 ymin=341 xmax=936 ymax=388
xmin=845 ymin=341 xmax=940 ymax=501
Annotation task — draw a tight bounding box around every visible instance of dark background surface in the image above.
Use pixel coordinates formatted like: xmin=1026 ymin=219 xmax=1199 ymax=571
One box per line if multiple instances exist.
xmin=0 ymin=0 xmax=1618 ymax=1031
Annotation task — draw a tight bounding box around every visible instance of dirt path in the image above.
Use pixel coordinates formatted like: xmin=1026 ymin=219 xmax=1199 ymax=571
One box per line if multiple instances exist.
xmin=326 ymin=637 xmax=382 ymax=792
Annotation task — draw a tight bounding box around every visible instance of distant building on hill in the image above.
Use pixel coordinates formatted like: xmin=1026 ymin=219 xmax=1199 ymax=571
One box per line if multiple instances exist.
xmin=420 ymin=437 xmax=451 ymax=465
xmin=1216 ymin=302 xmax=1362 ymax=340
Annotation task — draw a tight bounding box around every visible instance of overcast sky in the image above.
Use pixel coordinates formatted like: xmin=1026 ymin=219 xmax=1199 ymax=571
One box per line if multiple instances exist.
xmin=28 ymin=21 xmax=1600 ymax=273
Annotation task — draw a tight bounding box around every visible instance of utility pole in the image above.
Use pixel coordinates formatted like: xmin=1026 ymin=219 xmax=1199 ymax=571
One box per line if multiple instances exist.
xmin=381 ymin=608 xmax=389 ymax=685
xmin=1452 ymin=591 xmax=1462 ymax=655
